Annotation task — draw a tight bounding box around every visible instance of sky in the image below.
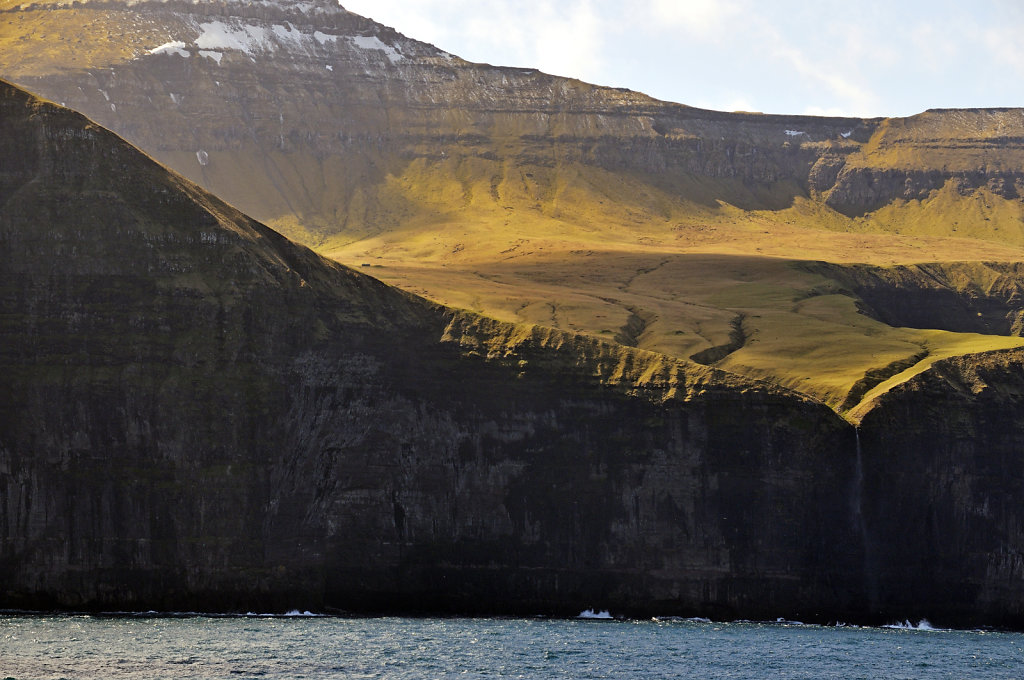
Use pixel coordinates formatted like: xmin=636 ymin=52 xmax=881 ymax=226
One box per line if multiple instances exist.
xmin=338 ymin=0 xmax=1024 ymax=118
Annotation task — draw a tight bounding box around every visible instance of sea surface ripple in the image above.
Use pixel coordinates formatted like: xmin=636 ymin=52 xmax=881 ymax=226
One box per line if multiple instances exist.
xmin=2 ymin=614 xmax=1023 ymax=679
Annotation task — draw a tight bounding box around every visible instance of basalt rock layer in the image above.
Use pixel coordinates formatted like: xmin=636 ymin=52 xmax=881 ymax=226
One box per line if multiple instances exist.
xmin=5 ymin=80 xmax=1024 ymax=627
xmin=0 ymin=79 xmax=864 ymax=620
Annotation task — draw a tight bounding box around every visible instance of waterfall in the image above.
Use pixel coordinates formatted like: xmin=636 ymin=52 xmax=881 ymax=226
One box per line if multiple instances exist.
xmin=853 ymin=427 xmax=864 ymax=520
xmin=853 ymin=426 xmax=877 ymax=604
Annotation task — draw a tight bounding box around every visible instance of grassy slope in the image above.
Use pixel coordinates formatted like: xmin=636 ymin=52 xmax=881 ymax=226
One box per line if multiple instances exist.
xmin=322 ymin=155 xmax=1024 ymax=416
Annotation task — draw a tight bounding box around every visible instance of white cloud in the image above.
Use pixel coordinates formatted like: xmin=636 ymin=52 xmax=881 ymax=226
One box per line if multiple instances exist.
xmin=342 ymin=0 xmax=609 ymax=82
xmin=757 ymin=21 xmax=881 ymax=117
xmin=647 ymin=0 xmax=742 ymax=37
xmin=982 ymin=25 xmax=1024 ymax=79
xmin=531 ymin=1 xmax=606 ymax=80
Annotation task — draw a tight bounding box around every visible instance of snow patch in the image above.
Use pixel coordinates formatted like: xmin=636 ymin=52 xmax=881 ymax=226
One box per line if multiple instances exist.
xmin=199 ymin=50 xmax=223 ymax=64
xmin=194 ymin=20 xmax=340 ymax=57
xmin=349 ymin=35 xmax=404 ymax=63
xmin=98 ymin=89 xmax=109 ymax=101
xmin=313 ymin=30 xmax=341 ymax=45
xmin=784 ymin=129 xmax=806 ymax=137
xmin=149 ymin=41 xmax=189 ymax=58
xmin=271 ymin=22 xmax=304 ymax=46
xmin=196 ymin=20 xmax=269 ymax=54
xmin=325 ymin=64 xmax=333 ymax=71
xmin=169 ymin=93 xmax=181 ymax=105
xmin=196 ymin=150 xmax=209 ymax=167
xmin=841 ymin=130 xmax=853 ymax=138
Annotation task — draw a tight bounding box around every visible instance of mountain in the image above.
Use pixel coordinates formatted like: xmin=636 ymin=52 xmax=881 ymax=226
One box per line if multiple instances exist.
xmin=5 ymin=4 xmax=1024 ymax=627
xmin=4 ymin=0 xmax=1024 ymax=414
xmin=0 ymin=76 xmax=850 ymax=619
xmin=5 ymin=77 xmax=1024 ymax=626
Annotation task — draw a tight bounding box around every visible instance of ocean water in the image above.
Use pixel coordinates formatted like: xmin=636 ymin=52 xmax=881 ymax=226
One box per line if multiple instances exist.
xmin=2 ymin=614 xmax=1023 ymax=679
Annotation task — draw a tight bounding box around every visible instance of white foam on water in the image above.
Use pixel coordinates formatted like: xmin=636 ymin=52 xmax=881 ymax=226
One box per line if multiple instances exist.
xmin=774 ymin=617 xmax=805 ymax=625
xmin=652 ymin=616 xmax=712 ymax=623
xmin=883 ymin=618 xmax=943 ymax=631
xmin=577 ymin=609 xmax=613 ymax=619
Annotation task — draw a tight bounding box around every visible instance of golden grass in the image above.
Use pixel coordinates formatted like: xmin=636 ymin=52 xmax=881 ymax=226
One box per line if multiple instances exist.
xmin=319 ymin=158 xmax=1024 ymax=418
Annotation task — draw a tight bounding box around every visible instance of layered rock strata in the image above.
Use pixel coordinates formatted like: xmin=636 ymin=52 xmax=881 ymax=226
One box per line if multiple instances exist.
xmin=3 ymin=0 xmax=1021 ymax=248
xmin=4 ymin=78 xmax=1024 ymax=627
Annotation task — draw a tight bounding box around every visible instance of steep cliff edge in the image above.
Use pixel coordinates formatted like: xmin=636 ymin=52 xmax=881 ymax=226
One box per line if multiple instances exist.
xmin=5 ymin=37 xmax=1024 ymax=624
xmin=856 ymin=348 xmax=1024 ymax=628
xmin=0 ymin=79 xmax=866 ymax=620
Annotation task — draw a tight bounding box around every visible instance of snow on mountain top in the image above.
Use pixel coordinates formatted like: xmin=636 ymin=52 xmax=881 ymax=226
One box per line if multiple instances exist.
xmin=148 ymin=17 xmax=403 ymax=61
xmin=349 ymin=35 xmax=403 ymax=63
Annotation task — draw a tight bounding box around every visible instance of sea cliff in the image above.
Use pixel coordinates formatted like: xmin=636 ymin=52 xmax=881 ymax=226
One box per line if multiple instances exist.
xmin=3 ymin=79 xmax=1024 ymax=628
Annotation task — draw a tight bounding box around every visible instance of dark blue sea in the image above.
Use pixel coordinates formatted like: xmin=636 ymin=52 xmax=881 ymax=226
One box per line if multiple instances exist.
xmin=3 ymin=613 xmax=1023 ymax=679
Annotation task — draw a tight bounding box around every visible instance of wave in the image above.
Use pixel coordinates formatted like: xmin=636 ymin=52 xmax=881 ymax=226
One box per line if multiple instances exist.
xmin=577 ymin=609 xmax=614 ymax=620
xmin=0 ymin=609 xmax=329 ymax=619
xmin=652 ymin=616 xmax=712 ymax=623
xmin=883 ymin=619 xmax=943 ymax=631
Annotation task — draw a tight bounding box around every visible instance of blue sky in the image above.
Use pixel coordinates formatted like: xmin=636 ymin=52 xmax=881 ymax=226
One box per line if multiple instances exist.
xmin=339 ymin=0 xmax=1024 ymax=118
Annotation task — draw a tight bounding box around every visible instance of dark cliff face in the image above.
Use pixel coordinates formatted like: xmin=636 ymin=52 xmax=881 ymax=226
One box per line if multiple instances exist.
xmin=0 ymin=80 xmax=862 ymax=620
xmin=6 ymin=80 xmax=1024 ymax=627
xmin=856 ymin=349 xmax=1024 ymax=628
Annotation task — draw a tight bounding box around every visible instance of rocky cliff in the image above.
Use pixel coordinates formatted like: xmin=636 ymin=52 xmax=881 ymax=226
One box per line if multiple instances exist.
xmin=0 ymin=79 xmax=866 ymax=621
xmin=857 ymin=348 xmax=1024 ymax=629
xmin=0 ymin=0 xmax=873 ymax=244
xmin=5 ymin=79 xmax=1024 ymax=627
xmin=4 ymin=9 xmax=1024 ymax=626
xmin=5 ymin=0 xmax=1023 ymax=252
